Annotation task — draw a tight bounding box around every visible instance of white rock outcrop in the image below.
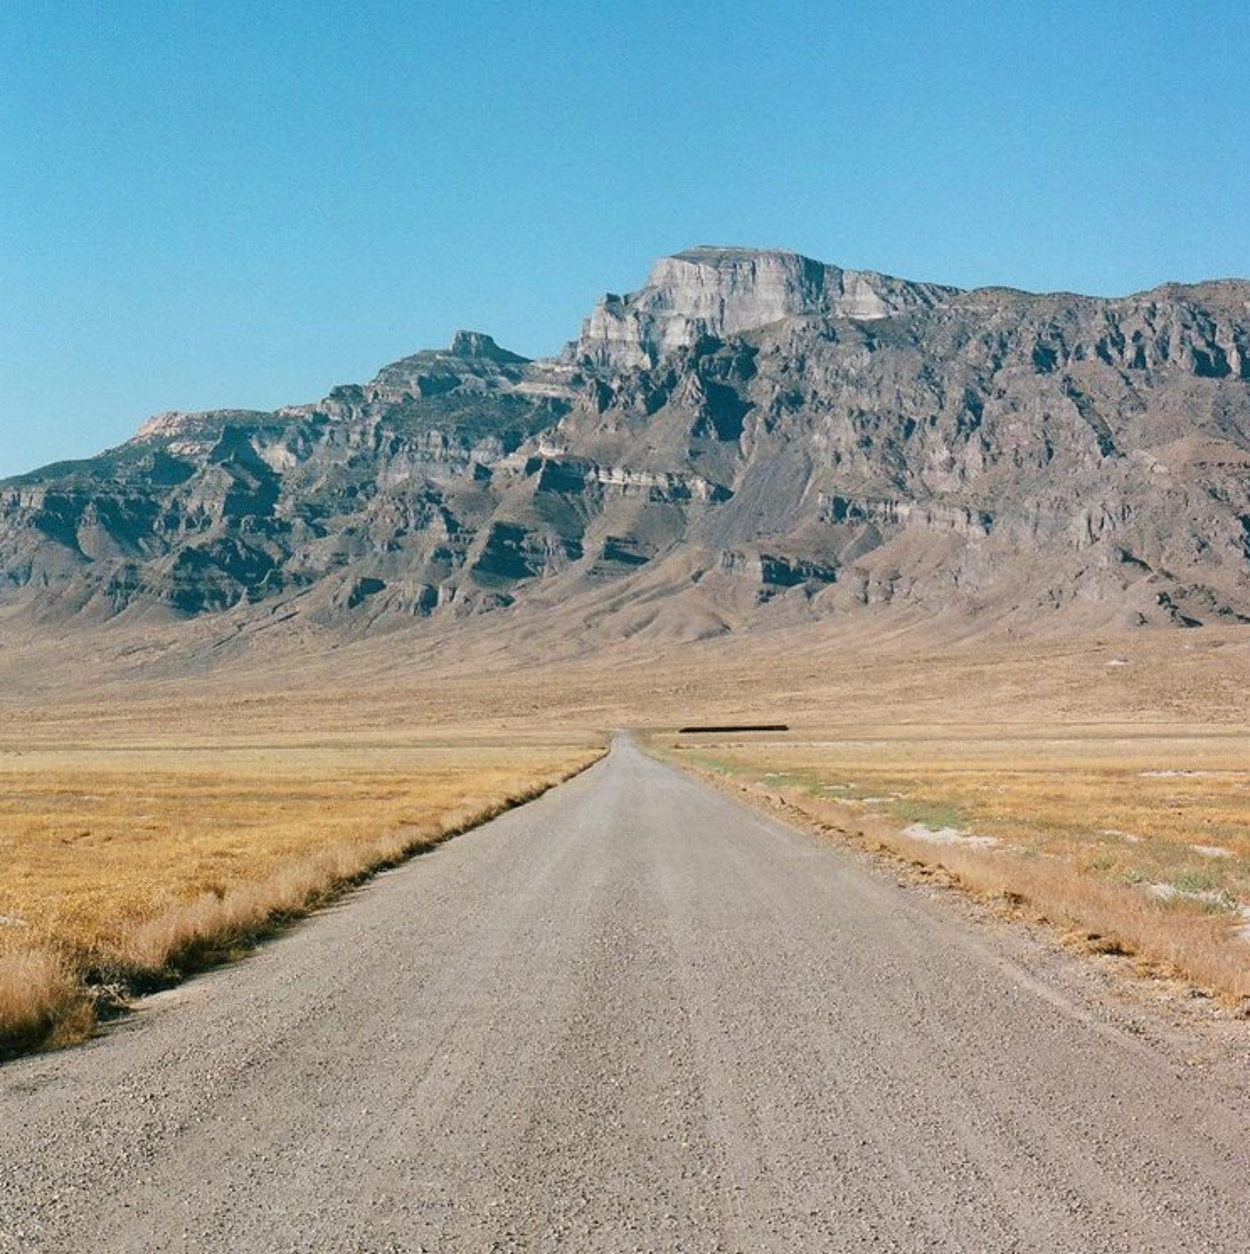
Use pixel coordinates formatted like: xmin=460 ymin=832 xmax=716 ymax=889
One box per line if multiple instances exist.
xmin=567 ymin=246 xmax=956 ymax=370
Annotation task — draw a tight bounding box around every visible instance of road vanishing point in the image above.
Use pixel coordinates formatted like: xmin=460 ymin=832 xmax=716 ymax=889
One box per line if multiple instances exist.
xmin=2 ymin=737 xmax=1247 ymax=1252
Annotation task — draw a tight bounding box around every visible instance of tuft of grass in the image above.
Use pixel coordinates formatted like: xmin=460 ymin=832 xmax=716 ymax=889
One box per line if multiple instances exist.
xmin=1169 ymin=870 xmax=1219 ymax=896
xmin=889 ymin=798 xmax=970 ymax=832
xmin=0 ymin=949 xmax=93 ymax=1057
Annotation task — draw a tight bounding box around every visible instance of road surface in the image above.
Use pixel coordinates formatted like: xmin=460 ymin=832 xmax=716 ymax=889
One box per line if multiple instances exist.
xmin=1 ymin=736 xmax=1247 ymax=1252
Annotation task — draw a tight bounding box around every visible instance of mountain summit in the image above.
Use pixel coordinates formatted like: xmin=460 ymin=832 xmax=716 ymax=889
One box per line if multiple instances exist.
xmin=567 ymin=246 xmax=957 ymax=370
xmin=2 ymin=247 xmax=1249 ymax=649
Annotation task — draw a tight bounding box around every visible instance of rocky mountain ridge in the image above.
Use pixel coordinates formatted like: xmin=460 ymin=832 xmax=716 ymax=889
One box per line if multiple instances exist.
xmin=3 ymin=246 xmax=1250 ymax=646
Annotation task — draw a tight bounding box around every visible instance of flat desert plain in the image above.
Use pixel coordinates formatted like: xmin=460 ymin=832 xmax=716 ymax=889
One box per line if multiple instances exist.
xmin=2 ymin=618 xmax=1248 ymax=1055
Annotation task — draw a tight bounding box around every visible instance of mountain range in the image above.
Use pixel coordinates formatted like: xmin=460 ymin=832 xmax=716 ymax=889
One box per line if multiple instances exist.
xmin=4 ymin=245 xmax=1250 ymax=655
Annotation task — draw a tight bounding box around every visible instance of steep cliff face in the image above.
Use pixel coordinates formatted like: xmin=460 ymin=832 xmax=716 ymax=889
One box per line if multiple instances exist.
xmin=2 ymin=248 xmax=1249 ymax=644
xmin=567 ymin=246 xmax=958 ymax=370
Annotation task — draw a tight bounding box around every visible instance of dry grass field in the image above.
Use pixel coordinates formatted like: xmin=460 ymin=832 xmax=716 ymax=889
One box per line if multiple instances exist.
xmin=0 ymin=730 xmax=603 ymax=1055
xmin=3 ymin=617 xmax=1249 ymax=1058
xmin=653 ymin=727 xmax=1250 ymax=1002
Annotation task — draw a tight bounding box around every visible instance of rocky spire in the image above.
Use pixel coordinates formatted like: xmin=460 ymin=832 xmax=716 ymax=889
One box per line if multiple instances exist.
xmin=448 ymin=330 xmax=530 ymax=364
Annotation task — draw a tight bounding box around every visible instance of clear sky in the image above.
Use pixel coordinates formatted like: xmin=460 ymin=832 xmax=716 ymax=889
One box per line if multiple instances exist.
xmin=2 ymin=1 xmax=1248 ymax=478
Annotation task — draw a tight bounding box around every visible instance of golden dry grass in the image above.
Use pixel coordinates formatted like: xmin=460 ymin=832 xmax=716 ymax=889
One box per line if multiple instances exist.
xmin=0 ymin=949 xmax=92 ymax=1054
xmin=0 ymin=731 xmax=603 ymax=1054
xmin=655 ymin=728 xmax=1250 ymax=1002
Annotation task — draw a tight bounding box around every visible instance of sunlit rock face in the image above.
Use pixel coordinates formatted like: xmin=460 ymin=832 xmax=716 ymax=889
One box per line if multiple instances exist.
xmin=567 ymin=246 xmax=957 ymax=370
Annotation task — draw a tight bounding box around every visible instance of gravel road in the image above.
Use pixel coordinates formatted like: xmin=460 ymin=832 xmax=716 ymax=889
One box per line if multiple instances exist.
xmin=1 ymin=736 xmax=1247 ymax=1252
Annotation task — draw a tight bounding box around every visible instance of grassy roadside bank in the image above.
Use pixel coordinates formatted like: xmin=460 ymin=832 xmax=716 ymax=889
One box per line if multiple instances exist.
xmin=647 ymin=728 xmax=1250 ymax=1007
xmin=0 ymin=735 xmax=605 ymax=1059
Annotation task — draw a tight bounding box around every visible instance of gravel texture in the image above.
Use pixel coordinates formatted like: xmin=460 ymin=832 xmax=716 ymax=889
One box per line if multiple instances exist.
xmin=1 ymin=736 xmax=1247 ymax=1252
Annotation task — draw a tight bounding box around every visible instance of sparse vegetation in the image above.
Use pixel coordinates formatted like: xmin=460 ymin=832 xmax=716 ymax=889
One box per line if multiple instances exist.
xmin=0 ymin=733 xmax=603 ymax=1056
xmin=657 ymin=730 xmax=1250 ymax=1002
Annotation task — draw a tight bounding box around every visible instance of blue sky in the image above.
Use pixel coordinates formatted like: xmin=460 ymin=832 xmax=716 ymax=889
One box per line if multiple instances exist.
xmin=2 ymin=1 xmax=1248 ymax=477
